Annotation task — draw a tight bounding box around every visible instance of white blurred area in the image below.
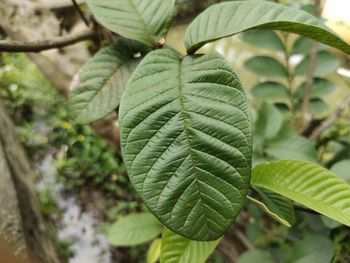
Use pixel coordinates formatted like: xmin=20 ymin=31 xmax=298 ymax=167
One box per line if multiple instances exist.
xmin=323 ymin=0 xmax=350 ymax=43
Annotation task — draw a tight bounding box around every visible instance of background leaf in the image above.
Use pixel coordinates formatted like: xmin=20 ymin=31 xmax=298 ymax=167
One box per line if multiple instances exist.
xmin=251 ymin=160 xmax=350 ymax=227
xmin=240 ymin=30 xmax=285 ymax=52
xmin=295 ymin=78 xmax=335 ymax=99
xmin=245 ymin=56 xmax=288 ymax=77
xmin=147 ymin=238 xmax=161 ymax=263
xmin=251 ymin=82 xmax=290 ymax=100
xmin=86 ymin=0 xmax=175 ymax=46
xmin=106 ymin=212 xmax=161 ymax=246
xmin=291 ymin=36 xmax=327 ymax=55
xmin=254 ymin=103 xmax=284 ymax=140
xmin=160 ymin=228 xmax=220 ymax=263
xmin=68 ymin=41 xmax=144 ymax=124
xmin=331 ymin=160 xmax=350 ymax=183
xmin=237 ymin=249 xmax=274 ymax=263
xmin=294 ymin=51 xmax=340 ymax=76
xmin=120 ymin=49 xmax=252 ymax=240
xmin=185 ymin=1 xmax=350 ymax=54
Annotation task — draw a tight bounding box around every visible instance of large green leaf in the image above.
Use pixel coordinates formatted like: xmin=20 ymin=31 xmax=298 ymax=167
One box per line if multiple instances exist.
xmin=294 ymin=51 xmax=340 ymax=76
xmin=251 ymin=160 xmax=350 ymax=227
xmin=252 ymin=187 xmax=295 ymax=227
xmin=120 ymin=49 xmax=252 ymax=240
xmin=184 ymin=1 xmax=350 ymax=54
xmin=86 ymin=0 xmax=175 ymax=46
xmin=240 ymin=30 xmax=285 ymax=52
xmin=251 ymin=82 xmax=289 ymax=100
xmin=68 ymin=42 xmax=143 ymax=124
xmin=160 ymin=228 xmax=220 ymax=263
xmin=106 ymin=212 xmax=162 ymax=246
xmin=245 ymin=56 xmax=287 ymax=77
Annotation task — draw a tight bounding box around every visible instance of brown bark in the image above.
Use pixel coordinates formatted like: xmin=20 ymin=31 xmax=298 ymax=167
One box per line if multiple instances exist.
xmin=0 ymin=100 xmax=63 ymax=263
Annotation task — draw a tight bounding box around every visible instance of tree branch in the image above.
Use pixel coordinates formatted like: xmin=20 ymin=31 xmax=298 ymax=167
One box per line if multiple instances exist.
xmin=310 ymin=93 xmax=350 ymax=141
xmin=0 ymin=28 xmax=95 ymax=53
xmin=300 ymin=0 xmax=321 ymax=132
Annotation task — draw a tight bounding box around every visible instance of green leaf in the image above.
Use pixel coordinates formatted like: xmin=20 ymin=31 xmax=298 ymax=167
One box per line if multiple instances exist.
xmin=251 ymin=160 xmax=350 ymax=228
xmin=147 ymin=238 xmax=161 ymax=263
xmin=68 ymin=41 xmax=144 ymax=124
xmin=252 ymin=187 xmax=295 ymax=227
xmin=245 ymin=56 xmax=287 ymax=77
xmin=86 ymin=0 xmax=175 ymax=46
xmin=309 ymin=98 xmax=327 ymax=115
xmin=120 ymin=49 xmax=252 ymax=240
xmin=291 ymin=36 xmax=327 ymax=55
xmin=331 ymin=160 xmax=350 ymax=183
xmin=160 ymin=228 xmax=220 ymax=263
xmin=255 ymin=103 xmax=284 ymax=140
xmin=240 ymin=30 xmax=285 ymax=52
xmin=294 ymin=51 xmax=340 ymax=76
xmin=107 ymin=212 xmax=161 ymax=246
xmin=237 ymin=249 xmax=274 ymax=263
xmin=251 ymin=82 xmax=290 ymax=100
xmin=295 ymin=78 xmax=335 ymax=99
xmin=287 ymin=235 xmax=334 ymax=263
xmin=184 ymin=1 xmax=350 ymax=54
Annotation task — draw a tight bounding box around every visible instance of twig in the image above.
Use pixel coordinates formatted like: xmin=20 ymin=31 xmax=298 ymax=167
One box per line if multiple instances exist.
xmin=0 ymin=28 xmax=95 ymax=53
xmin=310 ymin=93 xmax=350 ymax=141
xmin=71 ymin=0 xmax=90 ymax=26
xmin=232 ymin=228 xmax=255 ymax=250
xmin=300 ymin=0 xmax=321 ymax=132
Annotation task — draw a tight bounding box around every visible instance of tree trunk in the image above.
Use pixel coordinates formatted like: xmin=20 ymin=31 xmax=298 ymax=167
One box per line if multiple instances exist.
xmin=0 ymin=99 xmax=64 ymax=263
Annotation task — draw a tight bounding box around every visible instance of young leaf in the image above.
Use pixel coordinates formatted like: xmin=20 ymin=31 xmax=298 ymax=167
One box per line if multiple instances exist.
xmin=86 ymin=0 xmax=175 ymax=46
xmin=294 ymin=51 xmax=340 ymax=76
xmin=245 ymin=56 xmax=288 ymax=78
xmin=184 ymin=1 xmax=350 ymax=54
xmin=295 ymin=78 xmax=335 ymax=99
xmin=107 ymin=212 xmax=161 ymax=246
xmin=251 ymin=160 xmax=350 ymax=228
xmin=251 ymin=187 xmax=295 ymax=227
xmin=240 ymin=30 xmax=285 ymax=52
xmin=120 ymin=49 xmax=252 ymax=241
xmin=147 ymin=238 xmax=161 ymax=263
xmin=160 ymin=228 xmax=220 ymax=263
xmin=68 ymin=41 xmax=145 ymax=124
xmin=251 ymin=82 xmax=290 ymax=100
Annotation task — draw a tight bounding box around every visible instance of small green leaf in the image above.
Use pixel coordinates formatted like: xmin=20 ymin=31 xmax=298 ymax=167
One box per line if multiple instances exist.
xmin=107 ymin=212 xmax=161 ymax=246
xmin=245 ymin=56 xmax=287 ymax=77
xmin=251 ymin=82 xmax=290 ymax=100
xmin=240 ymin=30 xmax=285 ymax=52
xmin=291 ymin=36 xmax=327 ymax=55
xmin=295 ymin=78 xmax=335 ymax=99
xmin=68 ymin=41 xmax=145 ymax=124
xmin=160 ymin=228 xmax=220 ymax=263
xmin=120 ymin=49 xmax=252 ymax=241
xmin=237 ymin=249 xmax=274 ymax=263
xmin=185 ymin=1 xmax=350 ymax=54
xmin=86 ymin=0 xmax=175 ymax=46
xmin=331 ymin=160 xmax=350 ymax=183
xmin=251 ymin=160 xmax=350 ymax=228
xmin=147 ymin=238 xmax=161 ymax=263
xmin=252 ymin=187 xmax=295 ymax=227
xmin=294 ymin=51 xmax=340 ymax=76
xmin=255 ymin=103 xmax=284 ymax=140
xmin=309 ymin=98 xmax=327 ymax=115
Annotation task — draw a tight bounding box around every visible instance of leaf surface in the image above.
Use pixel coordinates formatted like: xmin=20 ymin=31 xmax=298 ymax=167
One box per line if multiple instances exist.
xmin=185 ymin=1 xmax=350 ymax=54
xmin=245 ymin=56 xmax=287 ymax=77
xmin=251 ymin=82 xmax=289 ymax=100
xmin=86 ymin=0 xmax=175 ymax=46
xmin=68 ymin=42 xmax=144 ymax=124
xmin=251 ymin=160 xmax=350 ymax=227
xmin=120 ymin=49 xmax=252 ymax=240
xmin=107 ymin=212 xmax=161 ymax=246
xmin=160 ymin=228 xmax=220 ymax=263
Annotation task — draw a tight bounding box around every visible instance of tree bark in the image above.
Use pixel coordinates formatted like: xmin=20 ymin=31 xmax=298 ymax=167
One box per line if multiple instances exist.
xmin=0 ymin=100 xmax=64 ymax=263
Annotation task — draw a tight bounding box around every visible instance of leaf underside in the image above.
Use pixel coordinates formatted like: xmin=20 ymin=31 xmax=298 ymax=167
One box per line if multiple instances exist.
xmin=185 ymin=1 xmax=350 ymax=54
xmin=120 ymin=49 xmax=252 ymax=241
xmin=251 ymin=160 xmax=350 ymax=228
xmin=86 ymin=0 xmax=175 ymax=46
xmin=68 ymin=42 xmax=141 ymax=124
xmin=160 ymin=228 xmax=220 ymax=263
